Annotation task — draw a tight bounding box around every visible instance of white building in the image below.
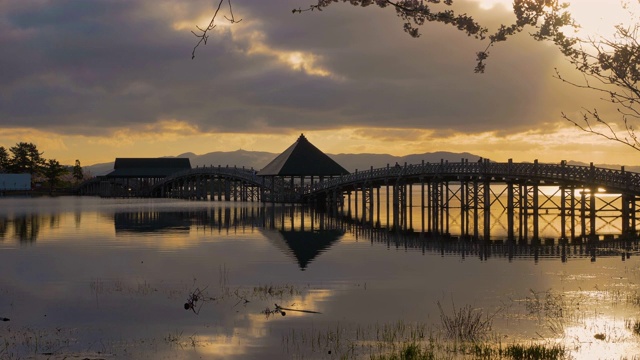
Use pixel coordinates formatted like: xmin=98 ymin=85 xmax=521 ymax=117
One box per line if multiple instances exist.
xmin=0 ymin=174 xmax=31 ymax=191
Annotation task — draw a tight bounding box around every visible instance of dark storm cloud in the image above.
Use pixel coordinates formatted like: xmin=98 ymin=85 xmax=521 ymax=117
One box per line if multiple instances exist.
xmin=0 ymin=0 xmax=571 ymax=136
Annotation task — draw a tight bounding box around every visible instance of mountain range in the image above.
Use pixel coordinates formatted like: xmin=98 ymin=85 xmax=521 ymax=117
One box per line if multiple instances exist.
xmin=84 ymin=150 xmax=640 ymax=177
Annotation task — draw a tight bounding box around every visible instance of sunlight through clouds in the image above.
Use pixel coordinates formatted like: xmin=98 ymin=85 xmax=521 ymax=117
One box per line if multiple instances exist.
xmin=171 ymin=5 xmax=337 ymax=79
xmin=244 ymin=31 xmax=335 ymax=78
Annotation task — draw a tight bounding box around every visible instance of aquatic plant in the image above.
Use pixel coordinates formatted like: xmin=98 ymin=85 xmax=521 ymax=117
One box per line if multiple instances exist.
xmin=625 ymin=319 xmax=640 ymax=336
xmin=502 ymin=343 xmax=566 ymax=360
xmin=370 ymin=342 xmax=436 ymax=360
xmin=437 ymin=301 xmax=495 ymax=342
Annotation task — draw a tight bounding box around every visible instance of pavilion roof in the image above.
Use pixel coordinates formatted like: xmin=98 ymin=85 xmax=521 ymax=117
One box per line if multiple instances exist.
xmin=257 ymin=134 xmax=349 ymax=177
xmin=106 ymin=158 xmax=191 ymax=178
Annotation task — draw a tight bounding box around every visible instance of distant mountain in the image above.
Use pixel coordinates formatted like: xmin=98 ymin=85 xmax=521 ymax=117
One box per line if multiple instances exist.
xmin=83 ymin=150 xmax=640 ymax=176
xmin=566 ymin=160 xmax=640 ymax=173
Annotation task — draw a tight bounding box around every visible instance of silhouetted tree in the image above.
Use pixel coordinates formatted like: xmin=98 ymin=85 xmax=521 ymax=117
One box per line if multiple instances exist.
xmin=8 ymin=142 xmax=44 ymax=176
xmin=42 ymin=159 xmax=69 ymax=194
xmin=0 ymin=146 xmax=8 ymax=173
xmin=72 ymin=159 xmax=84 ymax=183
xmin=544 ymin=9 xmax=640 ymax=151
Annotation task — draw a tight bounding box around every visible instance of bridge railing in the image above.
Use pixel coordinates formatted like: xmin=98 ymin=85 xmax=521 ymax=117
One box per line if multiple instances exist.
xmin=305 ymin=161 xmax=640 ymax=196
xmin=152 ymin=165 xmax=269 ymax=195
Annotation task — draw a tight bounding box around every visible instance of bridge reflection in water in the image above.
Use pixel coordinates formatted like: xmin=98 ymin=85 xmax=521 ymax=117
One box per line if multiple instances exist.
xmin=340 ymin=184 xmax=629 ymax=243
xmin=111 ymin=203 xmax=639 ymax=267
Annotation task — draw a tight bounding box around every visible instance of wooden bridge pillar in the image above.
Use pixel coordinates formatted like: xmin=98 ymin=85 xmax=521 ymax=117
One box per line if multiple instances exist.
xmin=590 ymin=187 xmax=597 ymax=241
xmin=369 ymin=185 xmax=375 ymax=227
xmin=460 ymin=178 xmax=469 ymax=239
xmin=444 ymin=181 xmax=450 ymax=235
xmin=579 ymin=187 xmax=587 ymax=240
xmin=354 ymin=185 xmax=359 ymax=222
xmin=520 ymin=184 xmax=528 ymax=241
xmin=385 ymin=180 xmax=390 ymax=228
xmin=483 ymin=179 xmax=490 ymax=241
xmin=224 ymin=179 xmax=231 ymax=201
xmin=507 ymin=181 xmax=515 ymax=242
xmin=426 ymin=179 xmax=431 ymax=233
xmin=622 ymin=193 xmax=632 ymax=237
xmin=532 ymin=181 xmax=539 ymax=242
xmin=473 ymin=180 xmax=479 ymax=240
xmin=420 ymin=177 xmax=425 ymax=233
xmin=376 ymin=186 xmax=380 ymax=227
xmin=430 ymin=180 xmax=440 ymax=235
xmin=407 ymin=183 xmax=412 ymax=231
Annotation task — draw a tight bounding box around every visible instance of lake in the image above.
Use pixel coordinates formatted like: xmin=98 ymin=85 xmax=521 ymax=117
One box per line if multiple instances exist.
xmin=0 ymin=196 xmax=639 ymax=359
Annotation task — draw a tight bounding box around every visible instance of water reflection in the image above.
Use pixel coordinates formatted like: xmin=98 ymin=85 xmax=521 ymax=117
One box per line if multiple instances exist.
xmin=261 ymin=228 xmax=344 ymax=270
xmin=360 ymin=228 xmax=639 ymax=263
xmin=114 ymin=211 xmax=191 ymax=234
xmin=1 ymin=197 xmax=640 ymax=359
xmin=0 ymin=213 xmax=70 ymax=243
xmin=101 ymin=204 xmax=640 ymax=265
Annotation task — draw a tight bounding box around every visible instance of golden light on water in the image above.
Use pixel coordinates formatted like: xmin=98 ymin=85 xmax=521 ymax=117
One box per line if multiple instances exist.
xmin=561 ymin=316 xmax=640 ymax=358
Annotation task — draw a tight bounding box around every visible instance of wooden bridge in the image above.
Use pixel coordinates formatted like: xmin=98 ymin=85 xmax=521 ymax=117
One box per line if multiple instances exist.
xmin=76 ymin=154 xmax=640 ymax=242
xmin=134 ymin=159 xmax=640 ymax=242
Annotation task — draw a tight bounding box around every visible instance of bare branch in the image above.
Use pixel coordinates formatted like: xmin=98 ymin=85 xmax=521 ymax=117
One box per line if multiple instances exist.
xmin=192 ymin=0 xmax=242 ymax=59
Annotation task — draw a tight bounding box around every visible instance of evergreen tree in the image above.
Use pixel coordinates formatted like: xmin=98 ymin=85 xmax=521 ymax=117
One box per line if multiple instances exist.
xmin=9 ymin=142 xmax=44 ymax=176
xmin=42 ymin=159 xmax=69 ymax=194
xmin=72 ymin=159 xmax=84 ymax=183
xmin=0 ymin=147 xmax=8 ymax=173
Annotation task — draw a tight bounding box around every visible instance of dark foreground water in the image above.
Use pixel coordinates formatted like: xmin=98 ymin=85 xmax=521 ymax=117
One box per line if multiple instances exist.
xmin=0 ymin=196 xmax=639 ymax=359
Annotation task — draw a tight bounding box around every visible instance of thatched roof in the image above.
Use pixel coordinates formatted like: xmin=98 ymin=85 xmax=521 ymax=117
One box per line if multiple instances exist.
xmin=258 ymin=134 xmax=349 ymax=176
xmin=106 ymin=158 xmax=191 ymax=178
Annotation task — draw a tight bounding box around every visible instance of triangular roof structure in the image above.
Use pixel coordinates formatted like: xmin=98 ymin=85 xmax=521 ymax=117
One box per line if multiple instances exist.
xmin=257 ymin=134 xmax=349 ymax=176
xmin=106 ymin=158 xmax=191 ymax=178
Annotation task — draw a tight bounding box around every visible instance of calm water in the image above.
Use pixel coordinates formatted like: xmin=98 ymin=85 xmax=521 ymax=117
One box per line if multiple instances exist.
xmin=0 ymin=196 xmax=639 ymax=359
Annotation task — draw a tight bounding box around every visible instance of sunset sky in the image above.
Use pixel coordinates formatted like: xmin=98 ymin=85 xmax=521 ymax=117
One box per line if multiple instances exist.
xmin=1 ymin=0 xmax=638 ymax=167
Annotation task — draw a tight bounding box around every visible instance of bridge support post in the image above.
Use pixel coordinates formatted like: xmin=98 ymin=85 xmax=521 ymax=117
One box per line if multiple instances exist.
xmin=409 ymin=183 xmax=413 ymax=231
xmin=483 ymin=179 xmax=490 ymax=241
xmin=376 ymin=186 xmax=380 ymax=228
xmin=225 ymin=179 xmax=231 ymax=202
xmin=532 ymin=182 xmax=539 ymax=243
xmin=426 ymin=179 xmax=431 ymax=233
xmin=560 ymin=185 xmax=575 ymax=242
xmin=420 ymin=177 xmax=425 ymax=234
xmin=507 ymin=181 xmax=514 ymax=242
xmin=355 ymin=186 xmax=359 ymax=223
xmin=473 ymin=180 xmax=479 ymax=240
xmin=460 ymin=178 xmax=468 ymax=239
xmin=622 ymin=193 xmax=632 ymax=238
xmin=369 ymin=185 xmax=375 ymax=227
xmin=520 ymin=184 xmax=528 ymax=242
xmin=444 ymin=181 xmax=450 ymax=236
xmin=590 ymin=186 xmax=597 ymax=242
xmin=430 ymin=181 xmax=440 ymax=235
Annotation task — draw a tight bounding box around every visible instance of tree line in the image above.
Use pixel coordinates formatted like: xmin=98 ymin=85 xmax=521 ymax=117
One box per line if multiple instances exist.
xmin=0 ymin=142 xmax=84 ymax=193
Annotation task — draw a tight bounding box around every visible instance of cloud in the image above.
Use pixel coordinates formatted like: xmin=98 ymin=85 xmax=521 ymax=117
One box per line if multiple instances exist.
xmin=0 ymin=0 xmax=631 ymax=165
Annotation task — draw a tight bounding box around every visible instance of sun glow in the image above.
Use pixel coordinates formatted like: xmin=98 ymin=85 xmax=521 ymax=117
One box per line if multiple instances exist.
xmin=473 ymin=0 xmax=638 ymax=38
xmin=244 ymin=31 xmax=333 ymax=78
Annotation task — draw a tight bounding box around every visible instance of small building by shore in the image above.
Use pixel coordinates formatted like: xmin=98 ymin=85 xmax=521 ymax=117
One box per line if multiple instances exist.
xmin=0 ymin=174 xmax=32 ymax=195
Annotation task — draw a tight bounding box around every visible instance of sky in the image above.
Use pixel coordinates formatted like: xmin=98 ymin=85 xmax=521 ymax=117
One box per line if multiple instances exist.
xmin=1 ymin=0 xmax=639 ymax=167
